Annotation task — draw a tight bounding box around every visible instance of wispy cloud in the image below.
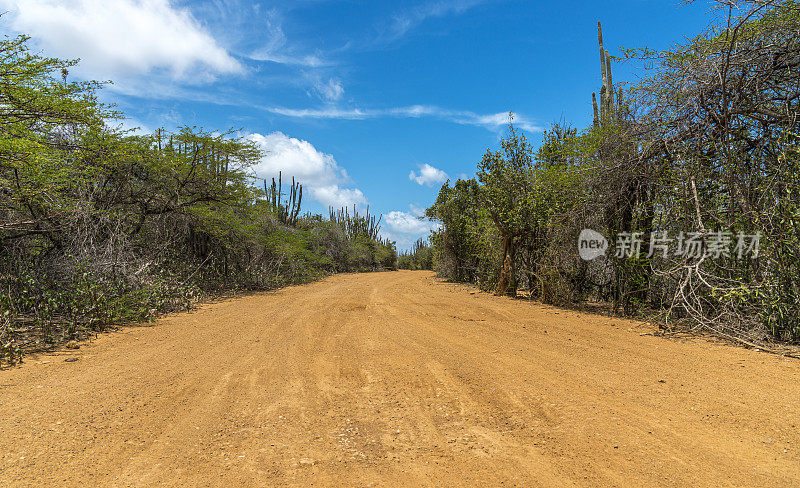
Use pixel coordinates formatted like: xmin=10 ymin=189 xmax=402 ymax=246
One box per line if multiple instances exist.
xmin=247 ymin=8 xmax=330 ymax=67
xmin=381 ymin=0 xmax=489 ymax=42
xmin=249 ymin=50 xmax=324 ymax=68
xmin=260 ymin=106 xmax=370 ymax=119
xmin=250 ymin=51 xmax=328 ymax=68
xmin=310 ymin=77 xmax=345 ymax=102
xmin=258 ymin=104 xmax=541 ymax=132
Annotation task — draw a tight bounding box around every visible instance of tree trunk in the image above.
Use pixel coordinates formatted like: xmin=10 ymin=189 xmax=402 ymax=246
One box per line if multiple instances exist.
xmin=496 ymin=235 xmax=517 ymax=297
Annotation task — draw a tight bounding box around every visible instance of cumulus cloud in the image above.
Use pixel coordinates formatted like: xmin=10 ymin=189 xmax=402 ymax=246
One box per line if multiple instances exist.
xmin=383 ymin=209 xmax=440 ymax=250
xmin=408 ymin=203 xmax=427 ymax=217
xmin=311 ymin=186 xmax=368 ymax=209
xmin=247 ymin=132 xmax=344 ymax=187
xmin=246 ymin=132 xmax=366 ymax=209
xmin=409 ymin=163 xmax=448 ymax=187
xmin=0 ymin=0 xmax=242 ymax=83
xmin=385 ymin=211 xmax=437 ymax=235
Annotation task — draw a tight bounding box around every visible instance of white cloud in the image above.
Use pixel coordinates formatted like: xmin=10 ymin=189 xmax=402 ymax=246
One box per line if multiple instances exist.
xmin=247 ymin=132 xmax=344 ymax=187
xmin=408 ymin=203 xmax=426 ymax=217
xmin=311 ymin=185 xmax=368 ymax=209
xmin=409 ymin=163 xmax=448 ymax=187
xmin=246 ymin=132 xmax=366 ymax=209
xmin=312 ymin=77 xmax=345 ymax=102
xmin=1 ymin=0 xmax=242 ymax=82
xmin=253 ymin=52 xmax=326 ymax=67
xmin=385 ymin=211 xmax=437 ymax=235
xmin=383 ymin=209 xmax=440 ymax=250
xmin=258 ymin=104 xmax=541 ymax=133
xmin=383 ymin=0 xmax=488 ymax=42
xmin=260 ymin=106 xmax=369 ymax=119
xmin=248 ymin=9 xmax=328 ymax=67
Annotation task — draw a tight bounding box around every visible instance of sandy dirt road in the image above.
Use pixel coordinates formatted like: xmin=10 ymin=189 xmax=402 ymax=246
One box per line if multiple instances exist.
xmin=1 ymin=271 xmax=799 ymax=487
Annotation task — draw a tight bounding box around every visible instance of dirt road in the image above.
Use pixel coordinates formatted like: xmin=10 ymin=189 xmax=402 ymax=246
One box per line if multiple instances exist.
xmin=2 ymin=271 xmax=799 ymax=487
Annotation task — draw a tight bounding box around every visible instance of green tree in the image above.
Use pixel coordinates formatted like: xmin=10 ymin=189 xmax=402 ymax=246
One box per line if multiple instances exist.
xmin=476 ymin=122 xmax=536 ymax=296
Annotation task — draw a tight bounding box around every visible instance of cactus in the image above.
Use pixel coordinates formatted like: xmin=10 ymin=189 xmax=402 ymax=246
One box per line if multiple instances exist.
xmin=329 ymin=205 xmax=381 ymax=241
xmin=605 ymin=49 xmax=614 ymax=107
xmin=595 ymin=21 xmax=618 ymax=125
xmin=265 ymin=171 xmax=303 ymax=226
xmin=598 ymin=21 xmax=608 ymax=121
xmin=159 ymin=129 xmax=233 ymax=184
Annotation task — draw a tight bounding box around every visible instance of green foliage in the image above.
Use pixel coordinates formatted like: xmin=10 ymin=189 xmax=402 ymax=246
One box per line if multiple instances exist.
xmin=264 ymin=171 xmax=303 ymax=226
xmin=398 ymin=238 xmax=433 ymax=270
xmin=329 ymin=205 xmax=382 ymax=241
xmin=428 ymin=123 xmax=588 ymax=296
xmin=476 ymin=123 xmax=536 ymax=234
xmin=427 ymin=2 xmax=800 ymax=344
xmin=374 ymin=238 xmax=399 ymax=270
xmin=0 ymin=35 xmax=395 ymax=359
xmin=426 ymin=178 xmax=498 ymax=287
xmin=758 ymin=132 xmax=800 ymax=340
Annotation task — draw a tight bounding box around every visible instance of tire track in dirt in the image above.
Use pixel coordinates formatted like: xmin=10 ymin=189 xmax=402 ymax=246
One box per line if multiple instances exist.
xmin=1 ymin=271 xmax=799 ymax=487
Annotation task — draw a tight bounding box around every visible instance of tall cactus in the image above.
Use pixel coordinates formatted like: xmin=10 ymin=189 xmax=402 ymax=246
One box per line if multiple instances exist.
xmin=595 ymin=21 xmax=618 ymax=125
xmin=265 ymin=171 xmax=303 ymax=226
xmin=605 ymin=48 xmax=614 ymax=107
xmin=329 ymin=205 xmax=381 ymax=241
xmin=598 ymin=21 xmax=608 ymax=121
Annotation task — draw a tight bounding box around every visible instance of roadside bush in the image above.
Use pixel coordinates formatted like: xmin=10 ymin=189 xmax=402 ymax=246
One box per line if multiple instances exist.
xmin=0 ymin=35 xmax=396 ymax=361
xmin=425 ymin=2 xmax=800 ymax=345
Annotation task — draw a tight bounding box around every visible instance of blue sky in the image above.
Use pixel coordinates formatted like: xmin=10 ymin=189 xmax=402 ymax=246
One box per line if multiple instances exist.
xmin=0 ymin=0 xmax=714 ymax=248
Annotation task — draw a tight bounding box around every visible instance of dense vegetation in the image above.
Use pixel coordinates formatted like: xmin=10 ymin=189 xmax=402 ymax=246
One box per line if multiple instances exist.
xmin=427 ymin=0 xmax=800 ymax=346
xmin=0 ymin=35 xmax=395 ymax=366
xmin=397 ymin=238 xmax=434 ymax=270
